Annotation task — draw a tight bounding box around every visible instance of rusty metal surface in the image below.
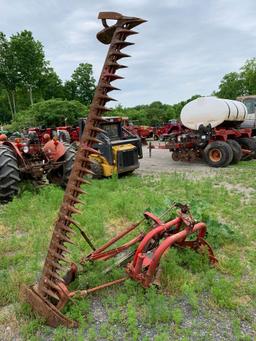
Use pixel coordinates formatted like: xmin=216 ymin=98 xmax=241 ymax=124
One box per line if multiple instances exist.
xmin=22 ymin=11 xmax=146 ymax=328
xmin=20 ymin=285 xmax=78 ymax=328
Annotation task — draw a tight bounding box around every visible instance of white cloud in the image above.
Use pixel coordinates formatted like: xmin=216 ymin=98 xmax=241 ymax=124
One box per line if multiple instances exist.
xmin=0 ymin=0 xmax=255 ymax=106
xmin=206 ymin=0 xmax=256 ymax=37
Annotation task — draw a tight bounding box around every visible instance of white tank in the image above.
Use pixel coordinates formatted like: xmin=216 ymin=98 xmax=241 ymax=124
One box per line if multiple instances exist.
xmin=180 ymin=97 xmax=248 ymax=130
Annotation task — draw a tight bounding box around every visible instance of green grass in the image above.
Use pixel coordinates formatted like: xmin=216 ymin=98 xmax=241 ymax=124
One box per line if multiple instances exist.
xmin=0 ymin=168 xmax=256 ymax=340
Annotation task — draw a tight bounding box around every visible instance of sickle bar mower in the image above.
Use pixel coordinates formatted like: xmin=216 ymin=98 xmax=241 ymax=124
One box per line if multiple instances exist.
xmin=21 ymin=12 xmax=217 ymax=328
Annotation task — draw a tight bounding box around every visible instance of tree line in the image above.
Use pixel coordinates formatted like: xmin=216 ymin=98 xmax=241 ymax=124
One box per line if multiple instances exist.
xmin=0 ymin=30 xmax=95 ymax=124
xmin=0 ymin=29 xmax=255 ymax=130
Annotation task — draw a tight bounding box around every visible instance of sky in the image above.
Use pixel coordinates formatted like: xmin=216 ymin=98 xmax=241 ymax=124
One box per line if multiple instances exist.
xmin=0 ymin=0 xmax=255 ymax=107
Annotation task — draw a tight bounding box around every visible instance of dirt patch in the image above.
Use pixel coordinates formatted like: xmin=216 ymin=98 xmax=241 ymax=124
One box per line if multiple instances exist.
xmin=0 ymin=305 xmax=21 ymax=341
xmin=216 ymin=182 xmax=256 ymax=203
xmin=106 ymin=217 xmax=134 ymax=236
xmin=0 ymin=224 xmax=8 ymax=237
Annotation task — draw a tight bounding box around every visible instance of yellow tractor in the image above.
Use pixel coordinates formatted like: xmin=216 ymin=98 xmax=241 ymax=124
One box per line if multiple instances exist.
xmin=79 ymin=116 xmax=143 ymax=178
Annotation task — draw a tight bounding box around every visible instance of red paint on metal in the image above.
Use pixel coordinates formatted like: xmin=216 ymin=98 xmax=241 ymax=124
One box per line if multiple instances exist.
xmin=132 ymin=217 xmax=181 ymax=267
xmin=43 ymin=140 xmax=66 ymax=161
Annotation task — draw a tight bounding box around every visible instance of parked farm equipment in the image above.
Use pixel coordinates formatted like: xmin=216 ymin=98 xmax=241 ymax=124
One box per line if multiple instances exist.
xmin=21 ymin=11 xmax=217 ymax=328
xmin=79 ymin=116 xmax=143 ymax=178
xmin=28 ymin=116 xmax=143 ymax=178
xmin=0 ymin=135 xmax=75 ymax=202
xmin=168 ymin=96 xmax=256 ymax=167
xmin=124 ymin=121 xmax=154 ymax=140
xmin=153 ymin=119 xmax=183 ymax=140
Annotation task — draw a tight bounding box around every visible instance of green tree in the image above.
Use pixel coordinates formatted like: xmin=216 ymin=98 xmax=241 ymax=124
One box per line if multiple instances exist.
xmin=215 ymin=58 xmax=256 ymax=99
xmin=110 ymin=95 xmax=201 ymax=126
xmin=65 ymin=63 xmax=95 ymax=105
xmin=38 ymin=67 xmax=64 ymax=100
xmin=11 ymin=99 xmax=88 ymax=130
xmin=64 ymin=80 xmax=76 ymax=101
xmin=0 ymin=32 xmax=20 ymax=117
xmin=215 ymin=72 xmax=244 ymax=99
xmin=0 ymin=88 xmax=12 ymax=123
xmin=10 ymin=30 xmax=46 ymax=105
xmin=240 ymin=58 xmax=256 ymax=95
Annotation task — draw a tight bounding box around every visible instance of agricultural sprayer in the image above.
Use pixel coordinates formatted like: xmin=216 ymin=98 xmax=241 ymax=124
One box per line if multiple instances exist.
xmin=21 ymin=12 xmax=218 ymax=328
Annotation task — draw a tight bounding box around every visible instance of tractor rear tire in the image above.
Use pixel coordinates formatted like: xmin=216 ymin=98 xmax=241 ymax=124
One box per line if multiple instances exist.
xmin=0 ymin=145 xmax=20 ymax=203
xmin=47 ymin=143 xmax=76 ymax=188
xmin=236 ymin=137 xmax=256 ymax=160
xmin=90 ymin=160 xmax=104 ymax=179
xmin=227 ymin=139 xmax=242 ymax=164
xmin=58 ymin=130 xmax=71 ymax=144
xmin=172 ymin=151 xmax=180 ymax=161
xmin=62 ymin=144 xmax=76 ymax=186
xmin=203 ymin=141 xmax=233 ymax=168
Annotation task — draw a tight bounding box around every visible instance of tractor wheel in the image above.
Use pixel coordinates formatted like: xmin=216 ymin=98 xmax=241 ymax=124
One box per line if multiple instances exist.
xmin=171 ymin=151 xmax=180 ymax=161
xmin=62 ymin=144 xmax=76 ymax=186
xmin=47 ymin=143 xmax=76 ymax=188
xmin=0 ymin=145 xmax=20 ymax=203
xmin=236 ymin=137 xmax=256 ymax=160
xmin=90 ymin=160 xmax=104 ymax=179
xmin=58 ymin=130 xmax=71 ymax=144
xmin=227 ymin=139 xmax=242 ymax=164
xmin=203 ymin=141 xmax=233 ymax=168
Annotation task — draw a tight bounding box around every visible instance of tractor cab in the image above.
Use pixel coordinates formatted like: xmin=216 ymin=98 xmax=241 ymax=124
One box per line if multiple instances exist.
xmin=238 ymin=96 xmax=256 ymax=133
xmin=79 ymin=116 xmax=142 ymax=177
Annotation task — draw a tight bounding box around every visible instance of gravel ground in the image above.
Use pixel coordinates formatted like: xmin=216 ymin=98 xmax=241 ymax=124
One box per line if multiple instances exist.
xmin=1 ymin=296 xmax=255 ymax=341
xmin=86 ymin=295 xmax=256 ymax=341
xmin=135 ymin=145 xmax=218 ymax=178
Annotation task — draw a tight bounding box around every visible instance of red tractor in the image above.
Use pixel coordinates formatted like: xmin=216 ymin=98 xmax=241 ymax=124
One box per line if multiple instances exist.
xmin=0 ymin=134 xmax=75 ymax=203
xmin=29 ymin=126 xmax=80 ymax=145
xmin=28 ymin=127 xmax=55 ymax=143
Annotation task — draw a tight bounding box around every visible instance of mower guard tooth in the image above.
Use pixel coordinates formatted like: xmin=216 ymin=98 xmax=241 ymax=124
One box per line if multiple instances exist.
xmin=40 ymin=287 xmax=60 ymax=301
xmin=68 ymin=185 xmax=86 ymax=195
xmin=80 ymin=145 xmax=101 ymax=155
xmin=113 ymin=41 xmax=135 ymax=48
xmin=110 ymin=51 xmax=131 ymax=59
xmin=126 ymin=18 xmax=147 ymax=28
xmin=63 ymin=204 xmax=81 ymax=215
xmin=107 ymin=62 xmax=127 ymax=70
xmin=118 ymin=29 xmax=138 ymax=36
xmin=90 ymin=104 xmax=112 ymax=112
xmin=99 ymin=83 xmax=121 ymax=92
xmin=90 ymin=126 xmax=106 ymax=134
xmin=103 ymin=73 xmax=124 ymax=81
xmin=98 ymin=94 xmax=117 ymax=102
xmin=46 ymin=258 xmax=63 ymax=270
xmin=76 ymin=166 xmax=95 ymax=175
xmin=20 ymin=285 xmax=78 ymax=328
xmin=74 ymin=176 xmax=90 ymax=185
